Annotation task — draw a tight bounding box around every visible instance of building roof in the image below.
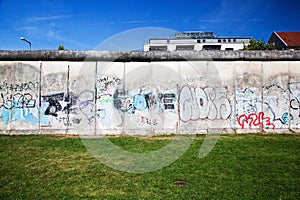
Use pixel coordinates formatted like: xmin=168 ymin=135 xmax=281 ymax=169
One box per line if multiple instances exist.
xmin=275 ymin=32 xmax=300 ymax=47
xmin=149 ymin=32 xmax=251 ymax=41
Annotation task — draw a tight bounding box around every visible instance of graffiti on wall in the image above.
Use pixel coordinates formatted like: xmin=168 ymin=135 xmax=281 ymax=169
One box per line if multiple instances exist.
xmin=0 ymin=93 xmax=36 ymax=110
xmin=0 ymin=73 xmax=299 ymax=132
xmin=179 ymin=86 xmax=231 ymax=122
xmin=97 ymin=76 xmax=121 ymax=94
xmin=0 ymin=81 xmax=40 ymax=124
xmin=41 ymin=90 xmax=95 ymax=126
xmin=289 ymin=81 xmax=300 ymax=117
xmin=237 ymin=112 xmax=275 ymax=130
xmin=0 ymin=81 xmax=39 ymax=93
xmin=236 ymin=82 xmax=300 ymax=129
xmin=112 ymin=89 xmax=176 ymax=114
xmin=96 ymin=77 xmax=177 ymax=129
xmin=90 ymin=75 xmax=179 ymax=129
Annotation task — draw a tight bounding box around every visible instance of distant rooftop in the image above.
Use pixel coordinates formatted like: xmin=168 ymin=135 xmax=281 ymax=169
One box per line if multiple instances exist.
xmin=150 ymin=32 xmax=251 ymax=40
xmin=175 ymin=31 xmax=215 ymax=39
xmin=276 ymin=32 xmax=300 ymax=47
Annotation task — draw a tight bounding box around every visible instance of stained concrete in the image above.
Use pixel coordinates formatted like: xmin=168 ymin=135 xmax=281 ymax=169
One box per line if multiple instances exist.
xmin=0 ymin=50 xmax=299 ymax=61
xmin=0 ymin=50 xmax=299 ymax=134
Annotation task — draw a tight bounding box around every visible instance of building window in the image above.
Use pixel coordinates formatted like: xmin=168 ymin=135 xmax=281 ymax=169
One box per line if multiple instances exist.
xmin=202 ymin=45 xmax=221 ymax=50
xmin=176 ymin=45 xmax=194 ymax=51
xmin=197 ymin=39 xmax=201 ymax=43
xmin=223 ymin=39 xmax=226 ymax=42
xmin=149 ymin=46 xmax=167 ymax=51
xmin=202 ymin=39 xmax=206 ymax=43
xmin=228 ymin=39 xmax=231 ymax=42
xmin=233 ymin=39 xmax=236 ymax=42
xmin=218 ymin=39 xmax=221 ymax=42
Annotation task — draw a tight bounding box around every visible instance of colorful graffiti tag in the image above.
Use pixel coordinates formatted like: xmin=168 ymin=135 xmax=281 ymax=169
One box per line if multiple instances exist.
xmin=0 ymin=81 xmax=40 ymax=125
xmin=235 ymin=82 xmax=300 ymax=129
xmin=238 ymin=112 xmax=275 ymax=130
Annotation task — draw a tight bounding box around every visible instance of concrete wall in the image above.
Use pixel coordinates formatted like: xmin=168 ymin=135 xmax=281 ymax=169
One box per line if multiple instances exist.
xmin=0 ymin=50 xmax=299 ymax=134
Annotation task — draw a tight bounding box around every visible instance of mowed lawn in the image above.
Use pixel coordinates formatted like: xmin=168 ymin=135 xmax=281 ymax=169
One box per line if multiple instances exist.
xmin=0 ymin=134 xmax=299 ymax=199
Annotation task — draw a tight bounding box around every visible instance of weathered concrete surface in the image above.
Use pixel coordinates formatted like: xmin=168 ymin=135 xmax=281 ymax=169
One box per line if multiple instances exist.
xmin=0 ymin=50 xmax=300 ymax=61
xmin=0 ymin=50 xmax=299 ymax=134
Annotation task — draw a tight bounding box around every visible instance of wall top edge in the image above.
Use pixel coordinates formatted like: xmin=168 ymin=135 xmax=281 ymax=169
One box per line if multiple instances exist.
xmin=0 ymin=50 xmax=300 ymax=62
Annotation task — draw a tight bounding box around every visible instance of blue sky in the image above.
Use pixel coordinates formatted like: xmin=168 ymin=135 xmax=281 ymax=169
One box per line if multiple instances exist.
xmin=0 ymin=0 xmax=299 ymax=50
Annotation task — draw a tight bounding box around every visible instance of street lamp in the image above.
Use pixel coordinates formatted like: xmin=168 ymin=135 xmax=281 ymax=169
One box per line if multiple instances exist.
xmin=20 ymin=37 xmax=31 ymax=50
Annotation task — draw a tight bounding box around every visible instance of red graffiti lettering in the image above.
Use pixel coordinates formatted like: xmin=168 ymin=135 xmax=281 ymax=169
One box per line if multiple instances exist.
xmin=238 ymin=112 xmax=275 ymax=130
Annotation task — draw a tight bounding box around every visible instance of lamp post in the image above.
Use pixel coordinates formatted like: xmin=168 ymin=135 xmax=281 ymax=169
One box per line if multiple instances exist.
xmin=20 ymin=37 xmax=31 ymax=51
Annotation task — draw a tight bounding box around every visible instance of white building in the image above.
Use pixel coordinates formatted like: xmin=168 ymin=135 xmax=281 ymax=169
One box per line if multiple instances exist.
xmin=144 ymin=32 xmax=251 ymax=51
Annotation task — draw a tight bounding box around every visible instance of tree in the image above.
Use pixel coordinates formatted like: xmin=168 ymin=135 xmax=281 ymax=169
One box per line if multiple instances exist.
xmin=265 ymin=42 xmax=275 ymax=50
xmin=244 ymin=39 xmax=274 ymax=50
xmin=58 ymin=45 xmax=65 ymax=50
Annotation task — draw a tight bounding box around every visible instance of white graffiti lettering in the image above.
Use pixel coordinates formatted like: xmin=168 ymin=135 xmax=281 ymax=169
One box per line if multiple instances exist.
xmin=179 ymin=86 xmax=231 ymax=122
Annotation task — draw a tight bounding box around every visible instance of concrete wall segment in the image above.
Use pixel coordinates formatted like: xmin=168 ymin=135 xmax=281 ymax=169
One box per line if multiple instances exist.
xmin=0 ymin=50 xmax=299 ymax=134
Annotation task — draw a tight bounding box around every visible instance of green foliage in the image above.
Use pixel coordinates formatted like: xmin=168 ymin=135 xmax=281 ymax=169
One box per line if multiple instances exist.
xmin=265 ymin=42 xmax=275 ymax=50
xmin=287 ymin=46 xmax=300 ymax=50
xmin=58 ymin=45 xmax=65 ymax=50
xmin=0 ymin=134 xmax=299 ymax=199
xmin=244 ymin=39 xmax=275 ymax=50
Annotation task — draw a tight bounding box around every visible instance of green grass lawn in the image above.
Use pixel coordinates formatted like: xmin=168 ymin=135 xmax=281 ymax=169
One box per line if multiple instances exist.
xmin=0 ymin=134 xmax=299 ymax=199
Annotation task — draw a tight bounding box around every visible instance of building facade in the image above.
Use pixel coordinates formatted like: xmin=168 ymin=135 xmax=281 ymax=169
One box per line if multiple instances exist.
xmin=144 ymin=32 xmax=251 ymax=51
xmin=268 ymin=32 xmax=300 ymax=50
